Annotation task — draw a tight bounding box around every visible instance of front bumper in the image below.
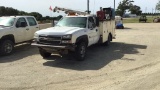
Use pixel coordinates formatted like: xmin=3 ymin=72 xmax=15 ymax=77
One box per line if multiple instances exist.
xmin=31 ymin=43 xmax=76 ymax=50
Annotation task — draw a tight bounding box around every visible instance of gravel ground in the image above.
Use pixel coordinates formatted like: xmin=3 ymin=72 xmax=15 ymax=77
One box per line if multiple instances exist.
xmin=0 ymin=23 xmax=160 ymax=90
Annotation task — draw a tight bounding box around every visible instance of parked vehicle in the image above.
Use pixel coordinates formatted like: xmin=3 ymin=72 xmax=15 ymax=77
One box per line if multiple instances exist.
xmin=115 ymin=16 xmax=124 ymax=29
xmin=32 ymin=7 xmax=116 ymax=61
xmin=153 ymin=17 xmax=160 ymax=23
xmin=0 ymin=16 xmax=39 ymax=55
xmin=139 ymin=15 xmax=147 ymax=22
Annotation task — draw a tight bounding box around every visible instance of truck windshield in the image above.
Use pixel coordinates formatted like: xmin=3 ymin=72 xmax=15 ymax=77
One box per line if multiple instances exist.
xmin=55 ymin=17 xmax=87 ymax=28
xmin=0 ymin=17 xmax=15 ymax=27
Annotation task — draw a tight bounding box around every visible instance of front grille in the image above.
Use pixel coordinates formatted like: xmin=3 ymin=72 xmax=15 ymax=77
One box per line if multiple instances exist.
xmin=38 ymin=35 xmax=62 ymax=45
xmin=39 ymin=35 xmax=62 ymax=40
xmin=38 ymin=40 xmax=60 ymax=45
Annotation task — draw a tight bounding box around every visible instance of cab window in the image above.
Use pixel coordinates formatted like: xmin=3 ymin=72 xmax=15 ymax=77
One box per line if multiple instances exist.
xmin=27 ymin=17 xmax=37 ymax=26
xmin=88 ymin=17 xmax=96 ymax=29
xmin=16 ymin=18 xmax=27 ymax=27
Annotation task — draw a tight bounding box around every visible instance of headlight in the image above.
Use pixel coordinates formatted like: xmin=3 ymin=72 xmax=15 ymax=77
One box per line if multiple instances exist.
xmin=34 ymin=33 xmax=39 ymax=38
xmin=62 ymin=34 xmax=72 ymax=39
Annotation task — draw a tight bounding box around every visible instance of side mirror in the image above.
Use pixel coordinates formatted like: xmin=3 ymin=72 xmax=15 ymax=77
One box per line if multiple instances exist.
xmin=96 ymin=17 xmax=99 ymax=26
xmin=88 ymin=24 xmax=93 ymax=30
xmin=21 ymin=22 xmax=27 ymax=27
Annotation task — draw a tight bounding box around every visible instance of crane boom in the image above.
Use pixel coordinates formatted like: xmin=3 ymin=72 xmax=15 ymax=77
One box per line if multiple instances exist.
xmin=53 ymin=6 xmax=88 ymax=15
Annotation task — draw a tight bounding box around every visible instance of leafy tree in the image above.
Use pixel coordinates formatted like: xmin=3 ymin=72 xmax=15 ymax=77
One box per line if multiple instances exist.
xmin=28 ymin=12 xmax=42 ymax=21
xmin=19 ymin=11 xmax=28 ymax=15
xmin=156 ymin=0 xmax=160 ymax=11
xmin=116 ymin=0 xmax=134 ymax=16
xmin=56 ymin=15 xmax=63 ymax=20
xmin=0 ymin=6 xmax=19 ymax=16
xmin=45 ymin=16 xmax=50 ymax=20
xmin=0 ymin=6 xmax=6 ymax=16
xmin=0 ymin=6 xmax=43 ymax=20
xmin=129 ymin=5 xmax=142 ymax=15
xmin=6 ymin=7 xmax=19 ymax=16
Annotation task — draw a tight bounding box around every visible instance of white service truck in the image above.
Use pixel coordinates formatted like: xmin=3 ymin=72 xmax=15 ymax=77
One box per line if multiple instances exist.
xmin=32 ymin=7 xmax=116 ymax=61
xmin=0 ymin=16 xmax=39 ymax=55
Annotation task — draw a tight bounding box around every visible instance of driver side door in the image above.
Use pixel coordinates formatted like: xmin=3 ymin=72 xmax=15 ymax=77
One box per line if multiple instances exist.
xmin=14 ymin=17 xmax=29 ymax=43
xmin=88 ymin=17 xmax=99 ymax=45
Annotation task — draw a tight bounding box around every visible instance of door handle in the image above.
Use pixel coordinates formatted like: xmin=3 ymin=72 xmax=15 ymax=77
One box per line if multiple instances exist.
xmin=36 ymin=27 xmax=39 ymax=28
xmin=26 ymin=28 xmax=29 ymax=30
xmin=96 ymin=29 xmax=98 ymax=32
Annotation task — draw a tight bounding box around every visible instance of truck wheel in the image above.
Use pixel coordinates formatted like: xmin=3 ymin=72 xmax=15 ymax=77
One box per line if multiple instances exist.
xmin=39 ymin=48 xmax=51 ymax=58
xmin=104 ymin=35 xmax=111 ymax=46
xmin=0 ymin=40 xmax=14 ymax=55
xmin=122 ymin=26 xmax=124 ymax=29
xmin=75 ymin=42 xmax=87 ymax=61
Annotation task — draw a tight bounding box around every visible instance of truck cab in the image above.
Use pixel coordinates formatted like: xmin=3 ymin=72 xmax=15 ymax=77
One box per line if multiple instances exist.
xmin=32 ymin=7 xmax=115 ymax=61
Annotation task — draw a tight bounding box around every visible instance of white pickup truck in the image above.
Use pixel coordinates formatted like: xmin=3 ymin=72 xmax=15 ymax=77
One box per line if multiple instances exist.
xmin=0 ymin=16 xmax=39 ymax=55
xmin=32 ymin=13 xmax=116 ymax=61
xmin=32 ymin=7 xmax=116 ymax=61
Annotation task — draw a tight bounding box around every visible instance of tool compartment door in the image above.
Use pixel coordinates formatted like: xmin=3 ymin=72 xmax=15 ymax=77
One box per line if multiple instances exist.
xmin=99 ymin=21 xmax=108 ymax=43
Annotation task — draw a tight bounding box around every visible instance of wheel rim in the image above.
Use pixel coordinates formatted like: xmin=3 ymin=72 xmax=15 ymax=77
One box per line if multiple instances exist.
xmin=4 ymin=43 xmax=12 ymax=53
xmin=80 ymin=45 xmax=86 ymax=58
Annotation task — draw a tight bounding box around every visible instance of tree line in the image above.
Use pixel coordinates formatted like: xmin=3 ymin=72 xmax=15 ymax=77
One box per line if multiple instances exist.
xmin=0 ymin=6 xmax=61 ymax=21
xmin=2 ymin=0 xmax=160 ymax=20
xmin=141 ymin=13 xmax=160 ymax=16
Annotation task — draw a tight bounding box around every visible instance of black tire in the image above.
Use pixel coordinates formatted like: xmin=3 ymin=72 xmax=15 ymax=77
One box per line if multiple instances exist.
xmin=104 ymin=35 xmax=111 ymax=46
xmin=122 ymin=26 xmax=124 ymax=29
xmin=0 ymin=40 xmax=14 ymax=56
xmin=39 ymin=48 xmax=51 ymax=58
xmin=75 ymin=42 xmax=87 ymax=61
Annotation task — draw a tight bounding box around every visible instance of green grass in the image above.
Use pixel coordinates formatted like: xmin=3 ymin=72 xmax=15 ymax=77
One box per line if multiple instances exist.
xmin=123 ymin=16 xmax=158 ymax=23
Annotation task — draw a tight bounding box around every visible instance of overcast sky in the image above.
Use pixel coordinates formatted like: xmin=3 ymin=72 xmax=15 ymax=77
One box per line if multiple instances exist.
xmin=0 ymin=0 xmax=158 ymax=16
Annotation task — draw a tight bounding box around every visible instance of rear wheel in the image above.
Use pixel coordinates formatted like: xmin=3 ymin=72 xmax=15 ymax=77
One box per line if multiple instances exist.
xmin=39 ymin=48 xmax=51 ymax=58
xmin=75 ymin=42 xmax=87 ymax=61
xmin=0 ymin=40 xmax=14 ymax=56
xmin=104 ymin=35 xmax=111 ymax=46
xmin=121 ymin=26 xmax=124 ymax=29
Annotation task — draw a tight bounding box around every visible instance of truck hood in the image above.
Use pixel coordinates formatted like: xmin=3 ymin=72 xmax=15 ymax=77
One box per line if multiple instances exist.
xmin=36 ymin=27 xmax=84 ymax=35
xmin=0 ymin=26 xmax=11 ymax=30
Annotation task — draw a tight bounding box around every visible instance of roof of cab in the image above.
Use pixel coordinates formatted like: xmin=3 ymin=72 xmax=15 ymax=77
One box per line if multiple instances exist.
xmin=1 ymin=16 xmax=35 ymax=18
